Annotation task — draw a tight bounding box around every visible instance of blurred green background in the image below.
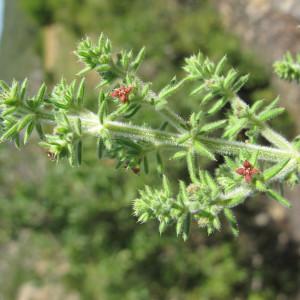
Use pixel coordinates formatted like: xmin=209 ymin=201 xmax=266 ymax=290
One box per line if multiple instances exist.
xmin=0 ymin=0 xmax=299 ymax=299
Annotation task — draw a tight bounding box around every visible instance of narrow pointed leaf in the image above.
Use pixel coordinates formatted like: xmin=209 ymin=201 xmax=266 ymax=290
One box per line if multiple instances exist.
xmin=266 ymin=189 xmax=291 ymax=208
xmin=263 ymin=159 xmax=290 ymax=181
xmin=194 ymin=140 xmax=216 ymax=160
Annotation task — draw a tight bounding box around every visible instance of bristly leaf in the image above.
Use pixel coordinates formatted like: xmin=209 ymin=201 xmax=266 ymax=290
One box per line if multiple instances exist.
xmin=131 ymin=47 xmax=146 ymax=71
xmin=171 ymin=151 xmax=187 ymax=160
xmin=204 ymin=172 xmax=219 ymax=196
xmin=258 ymin=107 xmax=285 ymax=122
xmin=263 ymin=159 xmax=290 ymax=181
xmin=193 ymin=140 xmax=216 ymax=160
xmin=200 ymin=120 xmax=227 ymax=133
xmin=162 ymin=175 xmax=171 ymax=197
xmin=224 ymin=209 xmax=239 ymax=237
xmin=76 ymin=78 xmax=85 ymax=107
xmin=186 ymin=151 xmax=198 ymax=183
xmin=266 ymin=189 xmax=291 ymax=208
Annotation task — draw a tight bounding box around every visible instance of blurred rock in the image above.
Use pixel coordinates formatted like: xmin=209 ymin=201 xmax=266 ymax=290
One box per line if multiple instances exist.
xmin=213 ymin=0 xmax=300 ymax=130
xmin=17 ymin=283 xmax=79 ymax=300
xmin=213 ymin=1 xmax=300 ymax=248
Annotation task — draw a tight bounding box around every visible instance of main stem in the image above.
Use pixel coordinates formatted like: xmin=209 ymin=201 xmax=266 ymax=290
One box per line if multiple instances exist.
xmin=72 ymin=111 xmax=300 ymax=163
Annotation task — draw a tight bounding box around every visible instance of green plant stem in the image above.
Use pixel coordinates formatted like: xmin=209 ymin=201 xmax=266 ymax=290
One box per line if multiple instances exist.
xmin=64 ymin=111 xmax=300 ymax=163
xmin=158 ymin=107 xmax=187 ymax=133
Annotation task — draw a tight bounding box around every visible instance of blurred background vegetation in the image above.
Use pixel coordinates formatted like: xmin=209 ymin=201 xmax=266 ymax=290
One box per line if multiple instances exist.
xmin=0 ymin=0 xmax=299 ymax=299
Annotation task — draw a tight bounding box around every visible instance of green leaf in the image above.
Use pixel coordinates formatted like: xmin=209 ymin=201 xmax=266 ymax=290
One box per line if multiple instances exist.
xmin=249 ymin=150 xmax=259 ymax=166
xmin=220 ymin=196 xmax=245 ymax=208
xmin=35 ymin=83 xmax=47 ymax=106
xmin=0 ymin=80 xmax=10 ymax=91
xmin=200 ymin=119 xmax=227 ymax=133
xmin=255 ymin=180 xmax=267 ymax=192
xmin=224 ymin=156 xmax=236 ymax=169
xmin=263 ymin=159 xmax=290 ymax=181
xmin=171 ymin=151 xmax=187 ymax=160
xmin=215 ymin=55 xmax=227 ymax=75
xmin=76 ymin=78 xmax=85 ymax=107
xmin=182 ymin=213 xmax=191 ymax=241
xmin=2 ymin=107 xmax=17 ymax=117
xmin=74 ymin=118 xmax=82 ymax=136
xmin=258 ymin=107 xmax=285 ymax=122
xmin=207 ymin=98 xmax=227 ymax=115
xmin=186 ymin=152 xmax=198 ymax=183
xmin=190 ymin=83 xmax=206 ymax=96
xmin=35 ymin=122 xmax=44 ymax=139
xmin=98 ymin=101 xmax=107 ymax=124
xmin=179 ymin=181 xmax=188 ymax=203
xmin=176 ymin=215 xmax=185 ymax=237
xmin=158 ymin=76 xmax=183 ymax=99
xmin=131 ymin=47 xmax=146 ymax=71
xmin=123 ymin=104 xmax=141 ymax=118
xmin=224 ymin=69 xmax=238 ymax=89
xmin=193 ymin=140 xmax=216 ymax=160
xmin=224 ymin=209 xmax=239 ymax=237
xmin=17 ymin=114 xmax=34 ymax=132
xmin=159 ymin=221 xmax=168 ymax=235
xmin=162 ymin=175 xmax=171 ymax=197
xmin=232 ymin=74 xmax=249 ymax=92
xmin=1 ymin=123 xmax=19 ymax=141
xmin=201 ymin=92 xmax=214 ymax=104
xmin=20 ymin=78 xmax=28 ymax=101
xmin=154 ymin=98 xmax=168 ymax=111
xmin=223 ymin=119 xmax=247 ymax=139
xmin=266 ymin=189 xmax=291 ymax=208
xmin=24 ymin=121 xmax=35 ymax=144
xmin=250 ymin=99 xmax=264 ymax=113
xmin=204 ymin=172 xmax=218 ymax=194
xmin=264 ymin=97 xmax=280 ymax=111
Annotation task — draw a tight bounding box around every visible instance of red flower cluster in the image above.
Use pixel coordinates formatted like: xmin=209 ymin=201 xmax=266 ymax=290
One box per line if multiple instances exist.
xmin=111 ymin=86 xmax=133 ymax=103
xmin=236 ymin=160 xmax=259 ymax=183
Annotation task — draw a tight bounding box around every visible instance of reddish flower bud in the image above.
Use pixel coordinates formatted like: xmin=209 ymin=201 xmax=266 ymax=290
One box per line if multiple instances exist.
xmin=243 ymin=160 xmax=251 ymax=168
xmin=251 ymin=168 xmax=259 ymax=175
xmin=236 ymin=160 xmax=260 ymax=183
xmin=110 ymin=86 xmax=133 ymax=103
xmin=245 ymin=174 xmax=252 ymax=183
xmin=236 ymin=168 xmax=246 ymax=175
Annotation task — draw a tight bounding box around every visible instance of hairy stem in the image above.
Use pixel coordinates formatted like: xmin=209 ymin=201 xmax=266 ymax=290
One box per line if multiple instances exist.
xmin=68 ymin=111 xmax=300 ymax=162
xmin=158 ymin=107 xmax=187 ymax=133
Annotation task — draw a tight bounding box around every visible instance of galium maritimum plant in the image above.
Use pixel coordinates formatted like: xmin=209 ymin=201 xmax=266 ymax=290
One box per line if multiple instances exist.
xmin=1 ymin=34 xmax=299 ymax=240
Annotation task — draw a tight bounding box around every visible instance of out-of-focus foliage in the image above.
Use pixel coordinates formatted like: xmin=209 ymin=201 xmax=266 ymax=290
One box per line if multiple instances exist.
xmin=21 ymin=0 xmax=83 ymax=27
xmin=274 ymin=52 xmax=300 ymax=83
xmin=1 ymin=0 xmax=299 ymax=299
xmin=21 ymin=0 xmax=54 ymax=26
